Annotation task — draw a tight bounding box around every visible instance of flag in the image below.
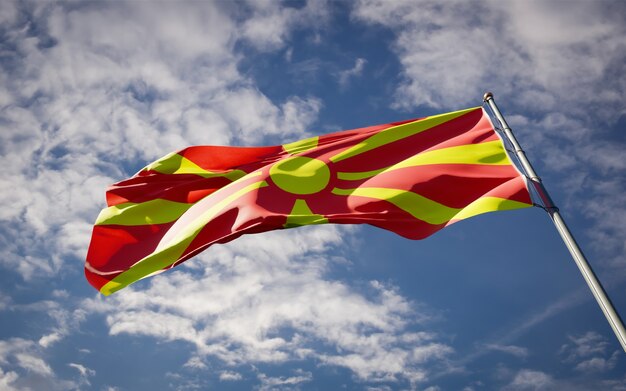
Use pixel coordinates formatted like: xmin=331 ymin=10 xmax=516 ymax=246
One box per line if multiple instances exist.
xmin=86 ymin=107 xmax=532 ymax=295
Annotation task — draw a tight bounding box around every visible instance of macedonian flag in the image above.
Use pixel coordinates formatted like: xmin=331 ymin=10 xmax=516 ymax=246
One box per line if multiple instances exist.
xmin=86 ymin=107 xmax=532 ymax=295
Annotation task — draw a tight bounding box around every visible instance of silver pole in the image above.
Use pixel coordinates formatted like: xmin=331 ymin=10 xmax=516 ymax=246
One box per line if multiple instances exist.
xmin=483 ymin=92 xmax=626 ymax=352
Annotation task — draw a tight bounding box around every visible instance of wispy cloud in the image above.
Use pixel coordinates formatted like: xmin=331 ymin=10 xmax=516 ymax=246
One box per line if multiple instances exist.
xmin=83 ymin=227 xmax=451 ymax=384
xmin=0 ymin=337 xmax=81 ymax=390
xmin=338 ymin=58 xmax=367 ymax=88
xmin=503 ymin=369 xmax=554 ymax=391
xmin=351 ymin=0 xmax=626 ymax=271
xmin=220 ymin=370 xmax=243 ymax=381
xmin=0 ymin=368 xmax=20 ymax=391
xmin=68 ymin=363 xmax=95 ymax=387
xmin=353 ymin=0 xmax=626 ymax=117
xmin=455 ymin=287 xmax=589 ymax=368
xmin=0 ymin=0 xmax=322 ymax=282
xmin=484 ymin=344 xmax=529 ymax=359
xmin=239 ymin=1 xmax=331 ymax=52
xmin=8 ymin=298 xmax=86 ymax=349
xmin=560 ymin=332 xmax=620 ymax=373
xmin=257 ymin=369 xmax=313 ymax=391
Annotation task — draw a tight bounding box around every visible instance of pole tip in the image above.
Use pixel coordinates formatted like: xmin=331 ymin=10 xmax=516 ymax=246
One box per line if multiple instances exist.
xmin=483 ymin=92 xmax=494 ymax=102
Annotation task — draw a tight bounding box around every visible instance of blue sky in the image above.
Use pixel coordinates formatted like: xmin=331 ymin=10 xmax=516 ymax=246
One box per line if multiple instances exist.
xmin=1 ymin=1 xmax=625 ymax=390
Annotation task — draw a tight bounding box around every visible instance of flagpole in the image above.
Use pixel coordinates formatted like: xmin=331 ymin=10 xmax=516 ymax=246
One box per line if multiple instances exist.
xmin=483 ymin=92 xmax=626 ymax=352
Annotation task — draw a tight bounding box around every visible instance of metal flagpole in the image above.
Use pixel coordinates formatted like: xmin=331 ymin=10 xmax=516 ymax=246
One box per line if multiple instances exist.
xmin=483 ymin=92 xmax=626 ymax=352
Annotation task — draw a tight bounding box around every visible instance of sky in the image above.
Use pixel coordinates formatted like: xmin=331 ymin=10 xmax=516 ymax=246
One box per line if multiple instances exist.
xmin=0 ymin=0 xmax=625 ymax=390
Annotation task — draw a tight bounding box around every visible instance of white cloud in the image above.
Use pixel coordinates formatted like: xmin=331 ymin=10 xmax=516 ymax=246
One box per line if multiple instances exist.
xmin=68 ymin=362 xmax=95 ymax=387
xmin=83 ymin=226 xmax=451 ymax=384
xmin=38 ymin=333 xmax=62 ymax=349
xmin=352 ymin=0 xmax=502 ymax=109
xmin=15 ymin=353 xmax=52 ymax=376
xmin=107 ymin=310 xmax=200 ymax=344
xmin=0 ymin=0 xmax=324 ymax=282
xmin=219 ymin=370 xmax=243 ymax=381
xmin=0 ymin=339 xmax=35 ymax=365
xmin=561 ymin=332 xmax=608 ymax=361
xmin=504 ymin=369 xmax=554 ymax=391
xmin=257 ymin=369 xmax=313 ymax=391
xmin=600 ymin=376 xmax=626 ymax=391
xmin=51 ymin=290 xmax=69 ymax=299
xmin=560 ymin=331 xmax=619 ymax=373
xmin=34 ymin=304 xmax=86 ymax=349
xmin=484 ymin=344 xmax=529 ymax=359
xmin=211 ymin=89 xmax=322 ymax=144
xmin=352 ymin=0 xmax=626 ymax=271
xmin=68 ymin=363 xmax=94 ymax=378
xmin=0 ymin=368 xmax=19 ymax=391
xmin=574 ymin=354 xmax=619 ymax=373
xmin=239 ymin=0 xmax=331 ymax=51
xmin=0 ymin=293 xmax=10 ymax=311
xmin=338 ymin=58 xmax=367 ymax=88
xmin=352 ymin=0 xmax=626 ymax=116
xmin=463 ymin=288 xmax=588 ymax=366
xmin=183 ymin=356 xmax=207 ymax=370
xmin=0 ymin=337 xmax=77 ymax=389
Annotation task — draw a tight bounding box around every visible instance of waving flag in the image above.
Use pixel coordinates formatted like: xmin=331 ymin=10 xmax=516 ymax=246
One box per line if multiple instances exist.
xmin=86 ymin=107 xmax=532 ymax=295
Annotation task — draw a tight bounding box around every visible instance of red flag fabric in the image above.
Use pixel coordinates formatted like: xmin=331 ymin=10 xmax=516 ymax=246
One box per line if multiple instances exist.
xmin=86 ymin=107 xmax=532 ymax=295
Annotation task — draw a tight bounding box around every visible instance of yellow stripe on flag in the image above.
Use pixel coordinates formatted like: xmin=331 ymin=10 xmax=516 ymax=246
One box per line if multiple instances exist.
xmin=283 ymin=136 xmax=319 ymax=154
xmin=330 ymin=107 xmax=478 ymax=163
xmin=95 ymin=199 xmax=193 ymax=226
xmin=450 ymin=196 xmax=531 ymax=222
xmin=331 ymin=186 xmax=530 ymax=225
xmin=144 ymin=152 xmax=246 ymax=181
xmin=337 ymin=140 xmax=511 ymax=180
xmin=332 ymin=187 xmax=457 ymax=225
xmin=100 ymin=178 xmax=268 ymax=295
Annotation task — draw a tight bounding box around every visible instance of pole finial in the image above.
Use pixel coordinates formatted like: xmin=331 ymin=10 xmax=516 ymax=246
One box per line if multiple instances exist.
xmin=483 ymin=92 xmax=494 ymax=102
